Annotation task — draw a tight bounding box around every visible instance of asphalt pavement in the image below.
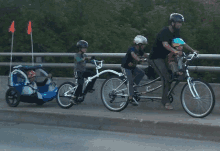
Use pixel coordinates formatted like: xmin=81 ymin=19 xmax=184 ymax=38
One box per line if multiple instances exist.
xmin=1 ymin=121 xmax=220 ymax=151
xmin=0 ymin=99 xmax=220 ymax=143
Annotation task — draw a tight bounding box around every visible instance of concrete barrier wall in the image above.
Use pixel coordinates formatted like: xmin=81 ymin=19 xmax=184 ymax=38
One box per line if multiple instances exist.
xmin=1 ymin=76 xmax=220 ymax=113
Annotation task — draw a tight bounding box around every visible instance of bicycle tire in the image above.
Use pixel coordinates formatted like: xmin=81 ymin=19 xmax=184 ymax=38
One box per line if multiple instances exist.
xmin=101 ymin=76 xmax=129 ymax=112
xmin=181 ymin=79 xmax=215 ymax=118
xmin=56 ymin=82 xmax=76 ymax=109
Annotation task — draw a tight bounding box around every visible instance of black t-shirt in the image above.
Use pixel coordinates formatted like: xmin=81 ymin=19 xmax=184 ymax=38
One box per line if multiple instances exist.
xmin=121 ymin=46 xmax=144 ymax=69
xmin=149 ymin=27 xmax=180 ymax=59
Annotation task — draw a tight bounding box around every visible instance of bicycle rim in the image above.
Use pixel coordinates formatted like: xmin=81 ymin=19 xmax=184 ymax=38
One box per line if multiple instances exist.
xmin=181 ymin=80 xmax=215 ymax=118
xmin=57 ymin=83 xmax=75 ymax=108
xmin=101 ymin=77 xmax=129 ymax=112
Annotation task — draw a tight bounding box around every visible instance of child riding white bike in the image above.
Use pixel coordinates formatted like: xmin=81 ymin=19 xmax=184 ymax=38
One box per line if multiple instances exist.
xmin=71 ymin=40 xmax=97 ymax=104
xmin=121 ymin=35 xmax=149 ymax=106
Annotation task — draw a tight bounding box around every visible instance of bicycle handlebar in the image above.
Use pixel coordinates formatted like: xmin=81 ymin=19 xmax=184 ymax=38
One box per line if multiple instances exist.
xmin=183 ymin=52 xmax=198 ymax=61
xmin=92 ymin=60 xmax=104 ymax=69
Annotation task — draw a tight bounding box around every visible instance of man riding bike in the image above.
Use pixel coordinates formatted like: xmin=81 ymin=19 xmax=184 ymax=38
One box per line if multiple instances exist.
xmin=149 ymin=13 xmax=199 ymax=110
xmin=121 ymin=35 xmax=149 ymax=106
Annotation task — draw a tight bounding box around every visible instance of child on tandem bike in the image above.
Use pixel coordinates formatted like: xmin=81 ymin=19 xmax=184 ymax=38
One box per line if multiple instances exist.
xmin=167 ymin=38 xmax=185 ymax=77
xmin=71 ymin=40 xmax=97 ymax=104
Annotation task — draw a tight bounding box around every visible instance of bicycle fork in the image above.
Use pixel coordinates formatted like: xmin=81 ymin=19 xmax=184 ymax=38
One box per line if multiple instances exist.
xmin=187 ymin=77 xmax=200 ymax=99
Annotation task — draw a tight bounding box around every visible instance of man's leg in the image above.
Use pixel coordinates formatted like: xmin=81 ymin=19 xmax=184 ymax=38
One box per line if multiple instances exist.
xmin=83 ymin=69 xmax=97 ymax=94
xmin=151 ymin=59 xmax=171 ymax=107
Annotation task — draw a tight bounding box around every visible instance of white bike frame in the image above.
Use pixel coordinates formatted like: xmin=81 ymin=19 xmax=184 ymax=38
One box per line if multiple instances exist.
xmin=64 ymin=60 xmax=124 ymax=97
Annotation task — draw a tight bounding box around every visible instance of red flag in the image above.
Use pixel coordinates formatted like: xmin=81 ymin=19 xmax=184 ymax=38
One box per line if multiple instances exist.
xmin=8 ymin=21 xmax=15 ymax=33
xmin=27 ymin=21 xmax=32 ymax=35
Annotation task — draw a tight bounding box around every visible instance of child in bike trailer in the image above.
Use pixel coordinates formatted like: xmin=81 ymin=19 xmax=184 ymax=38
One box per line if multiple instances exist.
xmin=167 ymin=38 xmax=185 ymax=76
xmin=121 ymin=35 xmax=149 ymax=106
xmin=22 ymin=70 xmax=51 ymax=101
xmin=71 ymin=40 xmax=97 ymax=104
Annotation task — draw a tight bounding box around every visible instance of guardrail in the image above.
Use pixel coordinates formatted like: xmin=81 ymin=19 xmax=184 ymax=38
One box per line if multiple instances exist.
xmin=1 ymin=52 xmax=220 ymax=59
xmin=1 ymin=53 xmax=220 ymax=72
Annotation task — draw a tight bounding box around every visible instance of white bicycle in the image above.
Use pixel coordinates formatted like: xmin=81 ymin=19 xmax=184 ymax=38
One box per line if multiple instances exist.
xmin=56 ymin=60 xmax=123 ymax=109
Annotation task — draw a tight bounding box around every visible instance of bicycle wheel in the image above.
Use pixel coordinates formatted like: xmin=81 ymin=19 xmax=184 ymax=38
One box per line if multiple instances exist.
xmin=101 ymin=76 xmax=129 ymax=112
xmin=56 ymin=82 xmax=76 ymax=109
xmin=181 ymin=79 xmax=215 ymax=118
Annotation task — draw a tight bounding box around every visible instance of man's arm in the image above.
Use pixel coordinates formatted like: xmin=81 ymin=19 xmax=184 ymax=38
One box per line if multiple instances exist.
xmin=183 ymin=43 xmax=197 ymax=53
xmin=162 ymin=41 xmax=178 ymax=54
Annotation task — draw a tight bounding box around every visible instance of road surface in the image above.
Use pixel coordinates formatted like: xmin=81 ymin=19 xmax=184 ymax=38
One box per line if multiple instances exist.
xmin=0 ymin=121 xmax=219 ymax=151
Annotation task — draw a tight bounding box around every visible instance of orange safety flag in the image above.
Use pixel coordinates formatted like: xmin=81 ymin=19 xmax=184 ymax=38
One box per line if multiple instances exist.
xmin=27 ymin=21 xmax=32 ymax=35
xmin=8 ymin=21 xmax=15 ymax=33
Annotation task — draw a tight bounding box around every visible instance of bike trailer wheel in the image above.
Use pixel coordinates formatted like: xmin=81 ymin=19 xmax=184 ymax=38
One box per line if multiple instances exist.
xmin=5 ymin=87 xmax=21 ymax=107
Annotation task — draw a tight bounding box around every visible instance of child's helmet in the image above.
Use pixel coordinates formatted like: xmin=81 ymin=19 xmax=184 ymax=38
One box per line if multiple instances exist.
xmin=134 ymin=35 xmax=148 ymax=45
xmin=172 ymin=38 xmax=185 ymax=47
xmin=76 ymin=40 xmax=88 ymax=48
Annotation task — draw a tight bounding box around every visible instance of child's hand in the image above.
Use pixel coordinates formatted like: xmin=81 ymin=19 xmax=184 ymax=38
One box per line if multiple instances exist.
xmin=128 ymin=62 xmax=134 ymax=67
xmin=178 ymin=51 xmax=182 ymax=56
xmin=82 ymin=57 xmax=89 ymax=61
xmin=174 ymin=50 xmax=182 ymax=56
xmin=85 ymin=57 xmax=90 ymax=61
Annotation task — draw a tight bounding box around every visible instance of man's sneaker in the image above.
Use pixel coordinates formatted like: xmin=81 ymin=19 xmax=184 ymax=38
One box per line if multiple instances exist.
xmin=165 ymin=103 xmax=174 ymax=110
xmin=128 ymin=98 xmax=138 ymax=106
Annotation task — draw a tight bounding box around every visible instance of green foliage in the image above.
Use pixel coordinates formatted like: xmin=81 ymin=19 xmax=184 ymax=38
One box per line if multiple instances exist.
xmin=0 ymin=0 xmax=219 ymax=82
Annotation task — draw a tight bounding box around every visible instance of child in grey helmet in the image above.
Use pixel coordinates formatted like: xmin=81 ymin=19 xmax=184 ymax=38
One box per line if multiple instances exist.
xmin=71 ymin=40 xmax=97 ymax=104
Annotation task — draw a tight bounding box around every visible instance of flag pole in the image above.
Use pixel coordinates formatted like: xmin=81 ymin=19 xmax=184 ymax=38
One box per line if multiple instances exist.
xmin=8 ymin=21 xmax=15 ymax=77
xmin=9 ymin=31 xmax=14 ymax=76
xmin=27 ymin=21 xmax=34 ymax=66
xmin=8 ymin=20 xmax=15 ymax=86
xmin=31 ymin=30 xmax=34 ymax=66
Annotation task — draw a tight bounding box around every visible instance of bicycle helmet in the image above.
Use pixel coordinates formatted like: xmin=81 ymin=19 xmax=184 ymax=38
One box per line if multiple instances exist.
xmin=172 ymin=38 xmax=185 ymax=47
xmin=134 ymin=35 xmax=148 ymax=45
xmin=76 ymin=40 xmax=88 ymax=48
xmin=27 ymin=70 xmax=36 ymax=78
xmin=169 ymin=13 xmax=184 ymax=24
